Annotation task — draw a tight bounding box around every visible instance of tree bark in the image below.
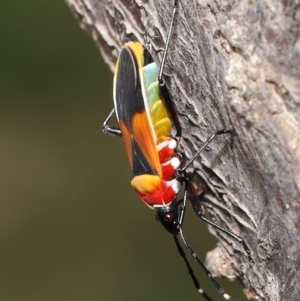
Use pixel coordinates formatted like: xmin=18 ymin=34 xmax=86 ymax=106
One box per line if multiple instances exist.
xmin=65 ymin=0 xmax=300 ymax=300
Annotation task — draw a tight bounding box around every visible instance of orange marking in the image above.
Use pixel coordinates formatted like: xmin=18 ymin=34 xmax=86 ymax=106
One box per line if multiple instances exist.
xmin=132 ymin=112 xmax=162 ymax=176
xmin=131 ymin=175 xmax=161 ymax=194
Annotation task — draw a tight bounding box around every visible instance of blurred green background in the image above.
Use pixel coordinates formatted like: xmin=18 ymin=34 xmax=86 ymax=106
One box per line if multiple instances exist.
xmin=0 ymin=1 xmax=247 ymax=301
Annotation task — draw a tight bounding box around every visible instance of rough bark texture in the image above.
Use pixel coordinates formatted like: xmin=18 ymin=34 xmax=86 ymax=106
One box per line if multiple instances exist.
xmin=65 ymin=0 xmax=300 ymax=300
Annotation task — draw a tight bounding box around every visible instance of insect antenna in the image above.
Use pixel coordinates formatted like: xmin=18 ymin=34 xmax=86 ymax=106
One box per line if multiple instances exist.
xmin=173 ymin=235 xmax=215 ymax=301
xmin=174 ymin=181 xmax=238 ymax=301
xmin=178 ymin=228 xmax=237 ymax=301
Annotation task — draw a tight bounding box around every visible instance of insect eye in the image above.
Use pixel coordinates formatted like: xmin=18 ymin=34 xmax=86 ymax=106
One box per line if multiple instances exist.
xmin=163 ymin=213 xmax=175 ymax=222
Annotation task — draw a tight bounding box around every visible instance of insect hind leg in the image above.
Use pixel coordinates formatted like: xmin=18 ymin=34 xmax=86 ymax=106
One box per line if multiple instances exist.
xmin=158 ymin=0 xmax=179 ymax=86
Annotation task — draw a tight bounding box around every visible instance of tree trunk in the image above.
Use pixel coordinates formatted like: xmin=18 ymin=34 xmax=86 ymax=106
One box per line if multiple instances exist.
xmin=65 ymin=0 xmax=300 ymax=300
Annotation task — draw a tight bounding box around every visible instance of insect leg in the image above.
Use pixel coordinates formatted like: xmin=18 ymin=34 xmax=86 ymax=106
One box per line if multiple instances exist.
xmin=158 ymin=0 xmax=179 ymax=85
xmin=102 ymin=108 xmax=122 ymax=137
xmin=174 ymin=184 xmax=216 ymax=300
xmin=188 ymin=184 xmax=253 ymax=262
xmin=176 ymin=181 xmax=240 ymax=300
xmin=178 ymin=129 xmax=235 ymax=174
xmin=157 ymin=0 xmax=182 ymax=138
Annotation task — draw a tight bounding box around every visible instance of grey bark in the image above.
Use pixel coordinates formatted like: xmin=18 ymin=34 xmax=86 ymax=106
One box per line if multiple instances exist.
xmin=65 ymin=0 xmax=300 ymax=300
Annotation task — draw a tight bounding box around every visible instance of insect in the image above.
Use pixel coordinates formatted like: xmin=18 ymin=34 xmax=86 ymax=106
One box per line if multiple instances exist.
xmin=102 ymin=0 xmax=251 ymax=300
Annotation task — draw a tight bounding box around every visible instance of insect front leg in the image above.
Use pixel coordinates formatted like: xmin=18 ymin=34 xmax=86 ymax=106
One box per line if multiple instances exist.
xmin=102 ymin=108 xmax=122 ymax=137
xmin=187 ymin=184 xmax=253 ymax=262
xmin=175 ymin=182 xmax=240 ymax=301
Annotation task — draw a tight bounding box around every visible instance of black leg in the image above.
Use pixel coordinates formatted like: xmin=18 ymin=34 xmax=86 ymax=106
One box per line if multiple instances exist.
xmin=174 ymin=188 xmax=216 ymax=300
xmin=158 ymin=0 xmax=179 ymax=85
xmin=187 ymin=184 xmax=253 ymax=263
xmin=177 ymin=129 xmax=235 ymax=174
xmin=156 ymin=0 xmax=182 ymax=138
xmin=102 ymin=108 xmax=122 ymax=137
xmin=175 ymin=183 xmax=239 ymax=301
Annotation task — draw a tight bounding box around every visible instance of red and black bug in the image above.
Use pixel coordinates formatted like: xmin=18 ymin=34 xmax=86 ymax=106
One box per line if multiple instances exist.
xmin=102 ymin=1 xmax=251 ymax=300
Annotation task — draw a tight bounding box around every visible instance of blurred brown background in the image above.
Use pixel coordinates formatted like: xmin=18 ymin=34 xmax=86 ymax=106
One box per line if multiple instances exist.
xmin=0 ymin=1 xmax=246 ymax=300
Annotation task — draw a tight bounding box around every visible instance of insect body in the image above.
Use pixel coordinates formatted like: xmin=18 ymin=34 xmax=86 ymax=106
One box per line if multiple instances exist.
xmin=113 ymin=42 xmax=182 ymax=210
xmin=102 ymin=1 xmax=251 ymax=300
